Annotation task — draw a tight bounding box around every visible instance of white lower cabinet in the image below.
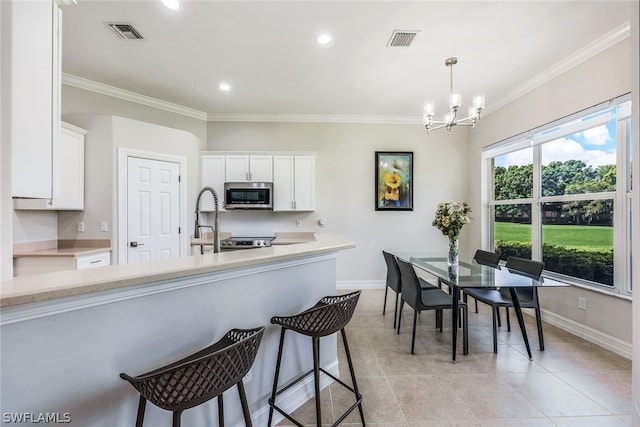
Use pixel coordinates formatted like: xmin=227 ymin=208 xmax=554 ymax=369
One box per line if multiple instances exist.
xmin=75 ymin=251 xmax=111 ymax=269
xmin=273 ymin=155 xmax=315 ymax=211
xmin=13 ymin=122 xmax=86 ymax=210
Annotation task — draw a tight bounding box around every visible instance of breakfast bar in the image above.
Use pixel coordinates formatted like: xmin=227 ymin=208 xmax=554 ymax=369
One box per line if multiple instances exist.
xmin=0 ymin=233 xmax=354 ymax=426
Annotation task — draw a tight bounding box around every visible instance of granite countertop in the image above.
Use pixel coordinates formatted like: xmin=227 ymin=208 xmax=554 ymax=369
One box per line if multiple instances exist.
xmin=12 ymin=239 xmax=112 ymax=258
xmin=1 ymin=233 xmax=355 ymax=308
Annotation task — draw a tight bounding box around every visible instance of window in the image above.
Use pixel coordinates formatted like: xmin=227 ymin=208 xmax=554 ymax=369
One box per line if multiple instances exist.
xmin=484 ymin=95 xmax=632 ymax=294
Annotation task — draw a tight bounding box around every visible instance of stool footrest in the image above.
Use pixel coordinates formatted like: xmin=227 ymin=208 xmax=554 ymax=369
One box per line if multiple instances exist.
xmin=268 ymin=367 xmax=363 ymax=427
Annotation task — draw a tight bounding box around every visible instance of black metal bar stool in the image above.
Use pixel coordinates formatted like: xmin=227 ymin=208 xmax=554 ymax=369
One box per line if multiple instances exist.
xmin=267 ymin=290 xmax=365 ymax=427
xmin=120 ymin=326 xmax=264 ymax=427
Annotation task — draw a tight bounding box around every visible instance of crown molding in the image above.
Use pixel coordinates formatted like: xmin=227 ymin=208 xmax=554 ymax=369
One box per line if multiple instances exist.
xmin=206 ymin=113 xmax=420 ymax=124
xmin=61 ymin=74 xmax=208 ymax=121
xmin=487 ymin=21 xmax=631 ymax=115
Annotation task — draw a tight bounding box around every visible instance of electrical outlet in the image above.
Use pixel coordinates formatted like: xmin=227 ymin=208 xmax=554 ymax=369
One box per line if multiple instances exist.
xmin=578 ymin=297 xmax=587 ymax=310
xmin=77 ymin=222 xmax=84 ymax=232
xmin=100 ymin=221 xmax=109 ymax=232
xmin=296 ymin=219 xmax=302 ymax=228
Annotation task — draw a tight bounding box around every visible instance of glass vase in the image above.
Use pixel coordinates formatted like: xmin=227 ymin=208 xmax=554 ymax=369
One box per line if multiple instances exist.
xmin=447 ymin=237 xmax=459 ymax=266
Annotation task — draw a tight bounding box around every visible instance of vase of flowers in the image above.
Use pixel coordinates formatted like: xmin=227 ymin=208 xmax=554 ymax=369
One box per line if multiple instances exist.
xmin=432 ymin=200 xmax=472 ymax=265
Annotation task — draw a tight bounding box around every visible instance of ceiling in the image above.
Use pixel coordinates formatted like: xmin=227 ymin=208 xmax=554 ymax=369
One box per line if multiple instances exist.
xmin=60 ymin=1 xmax=634 ymax=122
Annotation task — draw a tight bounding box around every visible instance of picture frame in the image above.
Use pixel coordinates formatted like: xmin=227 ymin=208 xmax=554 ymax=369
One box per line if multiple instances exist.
xmin=375 ymin=151 xmax=413 ymax=211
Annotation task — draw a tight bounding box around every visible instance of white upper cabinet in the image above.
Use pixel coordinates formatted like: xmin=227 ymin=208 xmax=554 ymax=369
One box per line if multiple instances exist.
xmin=225 ymin=154 xmax=273 ymax=182
xmin=13 ymin=122 xmax=86 ymax=211
xmin=199 ymin=155 xmax=226 ymax=212
xmin=273 ymin=155 xmax=316 ymax=212
xmin=10 ymin=0 xmax=61 ymax=198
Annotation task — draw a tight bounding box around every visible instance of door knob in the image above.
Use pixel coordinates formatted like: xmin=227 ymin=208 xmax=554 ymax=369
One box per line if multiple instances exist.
xmin=130 ymin=241 xmax=144 ymax=247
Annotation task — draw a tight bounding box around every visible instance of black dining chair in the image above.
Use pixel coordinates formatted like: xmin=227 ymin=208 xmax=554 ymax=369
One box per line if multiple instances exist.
xmin=463 ymin=256 xmax=545 ymax=353
xmin=396 ymin=258 xmax=468 ymax=355
xmin=463 ymin=249 xmax=502 ymax=313
xmin=382 ymin=251 xmax=440 ymax=329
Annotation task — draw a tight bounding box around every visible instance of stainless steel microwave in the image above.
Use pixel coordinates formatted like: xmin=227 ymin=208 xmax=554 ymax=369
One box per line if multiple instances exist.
xmin=224 ymin=182 xmax=273 ymax=210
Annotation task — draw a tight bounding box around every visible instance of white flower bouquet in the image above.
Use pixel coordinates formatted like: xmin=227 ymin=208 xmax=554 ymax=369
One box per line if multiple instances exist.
xmin=432 ymin=200 xmax=472 ymax=240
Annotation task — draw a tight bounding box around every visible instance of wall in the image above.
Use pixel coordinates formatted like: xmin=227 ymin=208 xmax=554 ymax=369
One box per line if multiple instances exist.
xmin=468 ymin=38 xmax=633 ymax=348
xmin=0 ymin=0 xmax=12 ymax=279
xmin=56 ymin=114 xmax=201 ymax=262
xmin=206 ymin=121 xmax=470 ymax=282
xmin=630 ymin=1 xmax=639 ymax=424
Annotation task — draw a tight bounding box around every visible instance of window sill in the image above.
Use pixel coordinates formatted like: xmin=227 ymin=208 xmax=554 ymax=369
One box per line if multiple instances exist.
xmin=543 ymin=273 xmax=632 ymax=301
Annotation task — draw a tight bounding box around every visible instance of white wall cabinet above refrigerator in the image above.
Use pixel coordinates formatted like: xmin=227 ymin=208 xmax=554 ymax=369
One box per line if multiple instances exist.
xmin=10 ymin=0 xmax=61 ymax=199
xmin=273 ymin=155 xmax=316 ymax=212
xmin=225 ymin=154 xmax=273 ymax=182
xmin=14 ymin=123 xmax=87 ymax=210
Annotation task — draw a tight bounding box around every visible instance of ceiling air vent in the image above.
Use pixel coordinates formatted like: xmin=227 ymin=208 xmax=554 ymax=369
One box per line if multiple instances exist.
xmin=106 ymin=23 xmax=144 ymax=40
xmin=386 ymin=30 xmax=419 ymax=47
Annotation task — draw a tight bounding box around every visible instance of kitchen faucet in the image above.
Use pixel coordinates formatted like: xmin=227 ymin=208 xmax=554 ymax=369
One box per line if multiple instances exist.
xmin=194 ymin=186 xmax=221 ymax=254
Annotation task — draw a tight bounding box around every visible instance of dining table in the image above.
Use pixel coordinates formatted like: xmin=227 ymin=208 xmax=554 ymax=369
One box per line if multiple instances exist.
xmin=390 ymin=252 xmax=570 ymax=362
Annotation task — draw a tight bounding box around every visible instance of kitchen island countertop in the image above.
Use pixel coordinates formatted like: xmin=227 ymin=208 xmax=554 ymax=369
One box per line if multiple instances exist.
xmin=1 ymin=233 xmax=354 ymax=308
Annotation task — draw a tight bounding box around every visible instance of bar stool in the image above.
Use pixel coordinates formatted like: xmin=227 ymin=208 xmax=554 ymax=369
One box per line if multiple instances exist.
xmin=267 ymin=290 xmax=365 ymax=427
xmin=120 ymin=326 xmax=264 ymax=427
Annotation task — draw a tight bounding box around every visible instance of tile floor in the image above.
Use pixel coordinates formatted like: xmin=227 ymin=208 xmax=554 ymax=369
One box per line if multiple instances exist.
xmin=276 ymin=288 xmax=632 ymax=426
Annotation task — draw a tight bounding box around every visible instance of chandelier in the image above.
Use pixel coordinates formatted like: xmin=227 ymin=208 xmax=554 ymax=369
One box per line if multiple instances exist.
xmin=423 ymin=57 xmax=485 ymax=134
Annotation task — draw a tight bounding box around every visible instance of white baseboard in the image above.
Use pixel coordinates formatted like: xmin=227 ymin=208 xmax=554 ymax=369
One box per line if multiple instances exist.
xmin=336 ymin=281 xmax=631 ymax=360
xmin=538 ymin=308 xmax=632 ymax=359
xmin=240 ymin=359 xmax=339 ymax=427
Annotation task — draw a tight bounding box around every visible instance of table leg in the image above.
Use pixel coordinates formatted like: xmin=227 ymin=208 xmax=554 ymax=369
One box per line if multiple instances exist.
xmin=451 ymin=285 xmax=458 ymax=363
xmin=509 ymin=287 xmax=533 ymax=360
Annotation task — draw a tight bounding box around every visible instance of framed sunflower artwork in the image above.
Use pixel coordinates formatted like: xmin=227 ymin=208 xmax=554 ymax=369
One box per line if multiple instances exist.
xmin=375 ymin=151 xmax=413 ymax=211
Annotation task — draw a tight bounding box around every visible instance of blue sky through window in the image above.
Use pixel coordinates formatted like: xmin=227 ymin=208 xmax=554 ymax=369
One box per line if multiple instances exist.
xmin=495 ymin=108 xmax=617 ymax=168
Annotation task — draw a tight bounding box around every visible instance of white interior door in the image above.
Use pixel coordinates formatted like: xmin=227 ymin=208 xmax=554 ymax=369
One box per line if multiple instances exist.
xmin=127 ymin=157 xmax=180 ymax=264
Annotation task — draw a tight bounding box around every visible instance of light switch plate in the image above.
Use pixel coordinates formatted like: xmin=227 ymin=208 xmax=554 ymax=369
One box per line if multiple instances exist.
xmin=100 ymin=221 xmax=108 ymax=232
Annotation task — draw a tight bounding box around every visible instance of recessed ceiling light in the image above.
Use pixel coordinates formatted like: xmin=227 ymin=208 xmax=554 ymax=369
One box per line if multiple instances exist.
xmin=316 ymin=33 xmax=333 ymax=45
xmin=219 ymin=83 xmax=231 ymax=92
xmin=161 ymin=0 xmax=180 ymax=10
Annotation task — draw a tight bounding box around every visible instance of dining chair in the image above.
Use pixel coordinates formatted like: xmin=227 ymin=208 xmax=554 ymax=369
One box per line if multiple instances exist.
xmin=396 ymin=258 xmax=468 ymax=355
xmin=463 ymin=256 xmax=545 ymax=353
xmin=463 ymin=249 xmax=502 ymax=313
xmin=382 ymin=251 xmax=440 ymax=329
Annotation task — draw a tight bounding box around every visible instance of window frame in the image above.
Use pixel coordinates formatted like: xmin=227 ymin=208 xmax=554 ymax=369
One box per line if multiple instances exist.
xmin=483 ymin=94 xmax=632 ymax=296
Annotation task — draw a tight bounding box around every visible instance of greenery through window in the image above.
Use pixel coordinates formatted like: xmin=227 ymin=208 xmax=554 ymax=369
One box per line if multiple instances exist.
xmin=486 ymin=96 xmax=632 ymax=293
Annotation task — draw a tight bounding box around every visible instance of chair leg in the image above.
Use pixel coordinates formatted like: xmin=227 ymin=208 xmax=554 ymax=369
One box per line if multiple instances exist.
xmin=506 ymin=307 xmax=511 ymax=332
xmin=397 ymin=300 xmax=404 ymax=335
xmin=135 ymin=396 xmax=146 ymax=427
xmin=267 ymin=328 xmax=286 ymax=427
xmin=172 ymin=410 xmax=182 ymax=427
xmin=393 ymin=291 xmax=400 ymax=329
xmin=237 ymin=381 xmax=253 ymax=427
xmin=340 ymin=328 xmax=365 ymax=425
xmin=411 ymin=309 xmax=418 ymax=354
xmin=496 ymin=307 xmax=502 ymax=327
xmin=383 ymin=286 xmax=389 ymax=315
xmin=475 ymin=299 xmax=478 ymax=313
xmin=312 ymin=337 xmax=322 ymax=427
xmin=463 ymin=305 xmax=469 ymax=355
xmin=218 ymin=393 xmax=224 ymax=427
xmin=492 ymin=307 xmax=498 ymax=354
xmin=535 ymin=307 xmax=545 ymax=351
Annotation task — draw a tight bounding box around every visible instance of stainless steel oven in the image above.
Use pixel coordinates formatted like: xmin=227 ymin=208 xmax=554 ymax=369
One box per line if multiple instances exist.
xmin=220 ymin=237 xmax=274 ymax=251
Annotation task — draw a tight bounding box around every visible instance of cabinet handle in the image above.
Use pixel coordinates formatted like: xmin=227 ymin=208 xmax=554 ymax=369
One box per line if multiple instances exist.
xmin=90 ymin=260 xmax=101 ymax=264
